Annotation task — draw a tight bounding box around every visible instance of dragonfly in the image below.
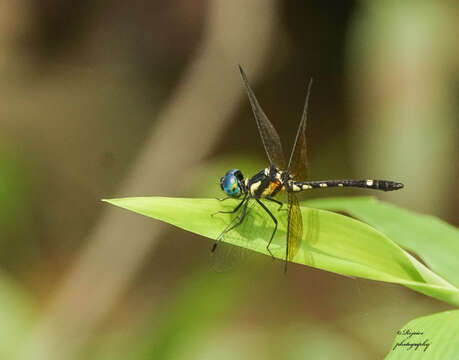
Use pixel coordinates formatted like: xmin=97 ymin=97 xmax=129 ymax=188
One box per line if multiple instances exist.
xmin=212 ymin=65 xmax=404 ymax=272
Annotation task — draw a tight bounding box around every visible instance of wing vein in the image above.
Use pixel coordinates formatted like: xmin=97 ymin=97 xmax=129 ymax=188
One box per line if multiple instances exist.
xmin=288 ymin=78 xmax=313 ymax=180
xmin=238 ymin=65 xmax=286 ymax=169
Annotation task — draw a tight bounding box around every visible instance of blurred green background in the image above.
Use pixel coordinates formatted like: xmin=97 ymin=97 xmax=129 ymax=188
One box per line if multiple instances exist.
xmin=0 ymin=1 xmax=457 ymax=359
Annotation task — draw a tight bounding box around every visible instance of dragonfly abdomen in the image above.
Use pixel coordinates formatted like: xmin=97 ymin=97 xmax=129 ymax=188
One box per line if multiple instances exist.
xmin=291 ymin=179 xmax=404 ymax=192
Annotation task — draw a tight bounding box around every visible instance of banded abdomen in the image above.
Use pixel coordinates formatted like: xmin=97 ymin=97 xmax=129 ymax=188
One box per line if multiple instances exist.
xmin=291 ymin=179 xmax=403 ymax=192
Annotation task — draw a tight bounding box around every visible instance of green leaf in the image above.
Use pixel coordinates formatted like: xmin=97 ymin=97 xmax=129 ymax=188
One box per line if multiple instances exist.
xmin=307 ymin=197 xmax=459 ymax=288
xmin=385 ymin=310 xmax=459 ymax=359
xmin=103 ymin=196 xmax=459 ymax=306
xmin=0 ymin=271 xmax=35 ymax=358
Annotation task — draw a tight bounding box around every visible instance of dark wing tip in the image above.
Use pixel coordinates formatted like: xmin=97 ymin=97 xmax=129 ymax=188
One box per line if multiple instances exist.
xmin=238 ymin=64 xmax=248 ymax=81
xmin=307 ymin=77 xmax=314 ymax=92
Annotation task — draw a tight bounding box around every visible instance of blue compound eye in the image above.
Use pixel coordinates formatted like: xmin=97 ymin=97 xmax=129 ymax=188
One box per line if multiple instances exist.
xmin=220 ymin=169 xmax=243 ymax=198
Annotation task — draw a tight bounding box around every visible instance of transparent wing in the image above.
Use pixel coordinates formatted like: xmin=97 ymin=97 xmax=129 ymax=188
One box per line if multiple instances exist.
xmin=288 ymin=78 xmax=313 ymax=180
xmin=303 ymin=207 xmax=319 ymax=267
xmin=239 ymin=65 xmax=286 ymax=169
xmin=210 ymin=200 xmax=255 ymax=272
xmin=287 ymin=192 xmax=303 ymax=262
xmin=210 ymin=241 xmax=247 ymax=272
xmin=305 ymin=207 xmax=320 ymax=248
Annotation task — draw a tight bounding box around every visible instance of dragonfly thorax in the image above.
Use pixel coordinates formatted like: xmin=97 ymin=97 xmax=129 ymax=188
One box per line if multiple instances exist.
xmin=247 ymin=165 xmax=290 ymax=198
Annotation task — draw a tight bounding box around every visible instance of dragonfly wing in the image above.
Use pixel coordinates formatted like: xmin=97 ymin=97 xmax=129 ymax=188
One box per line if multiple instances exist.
xmin=287 ymin=78 xmax=313 ymax=180
xmin=238 ymin=65 xmax=286 ymax=169
xmin=210 ymin=200 xmax=254 ymax=272
xmin=305 ymin=207 xmax=320 ymax=247
xmin=210 ymin=241 xmax=248 ymax=272
xmin=287 ymin=192 xmax=303 ymax=262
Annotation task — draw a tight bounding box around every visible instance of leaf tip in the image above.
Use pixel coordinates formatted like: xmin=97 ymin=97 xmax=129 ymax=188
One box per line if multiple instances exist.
xmin=101 ymin=198 xmax=119 ymax=206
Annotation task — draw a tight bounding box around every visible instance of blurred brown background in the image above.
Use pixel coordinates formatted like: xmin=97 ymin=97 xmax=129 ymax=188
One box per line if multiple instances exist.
xmin=0 ymin=1 xmax=458 ymax=359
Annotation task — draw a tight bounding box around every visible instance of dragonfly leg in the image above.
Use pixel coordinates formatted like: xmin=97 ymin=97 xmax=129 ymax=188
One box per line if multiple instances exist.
xmin=256 ymin=199 xmax=278 ymax=260
xmin=215 ymin=196 xmax=230 ymax=201
xmin=264 ymin=197 xmax=286 ymax=211
xmin=212 ymin=199 xmax=249 ymax=252
xmin=211 ymin=194 xmax=247 ymax=217
xmin=285 ymin=242 xmax=289 ymax=274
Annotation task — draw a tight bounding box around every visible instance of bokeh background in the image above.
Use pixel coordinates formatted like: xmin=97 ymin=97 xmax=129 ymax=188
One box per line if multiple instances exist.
xmin=0 ymin=1 xmax=458 ymax=359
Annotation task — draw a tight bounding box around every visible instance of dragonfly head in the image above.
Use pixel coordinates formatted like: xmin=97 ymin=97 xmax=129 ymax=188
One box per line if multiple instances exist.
xmin=220 ymin=169 xmax=245 ymax=198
